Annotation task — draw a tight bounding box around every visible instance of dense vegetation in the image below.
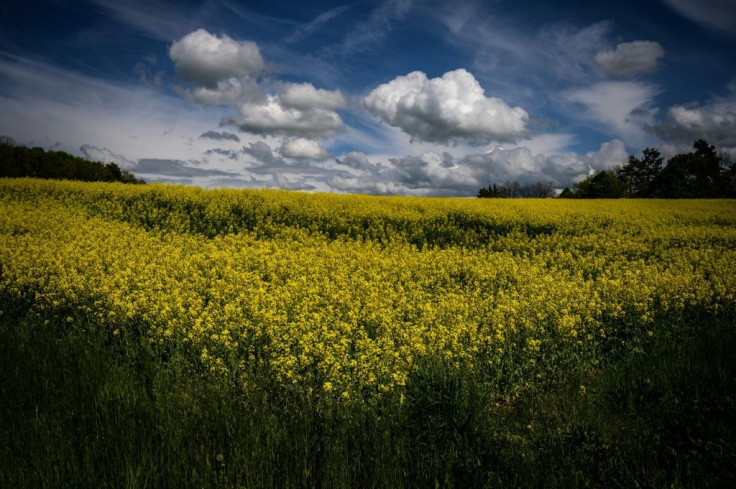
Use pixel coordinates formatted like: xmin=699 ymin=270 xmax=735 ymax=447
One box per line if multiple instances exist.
xmin=477 ymin=180 xmax=555 ymax=198
xmin=1 ymin=179 xmax=735 ymax=487
xmin=0 ymin=136 xmax=144 ymax=184
xmin=479 ymin=140 xmax=736 ymax=199
xmin=565 ymin=139 xmax=736 ymax=199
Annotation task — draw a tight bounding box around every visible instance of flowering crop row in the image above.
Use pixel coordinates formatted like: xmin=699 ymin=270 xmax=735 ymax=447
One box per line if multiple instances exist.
xmin=1 ymin=179 xmax=735 ymax=401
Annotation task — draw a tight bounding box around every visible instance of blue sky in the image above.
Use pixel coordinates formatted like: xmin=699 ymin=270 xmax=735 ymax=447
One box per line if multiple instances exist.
xmin=1 ymin=0 xmax=735 ymax=195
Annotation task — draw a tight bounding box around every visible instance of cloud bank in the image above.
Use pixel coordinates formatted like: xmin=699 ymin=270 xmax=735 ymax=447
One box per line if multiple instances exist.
xmin=327 ymin=139 xmax=628 ymax=196
xmin=650 ymin=92 xmax=736 ymax=152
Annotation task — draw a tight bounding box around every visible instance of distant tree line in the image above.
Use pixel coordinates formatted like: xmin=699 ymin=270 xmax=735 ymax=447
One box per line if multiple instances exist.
xmin=478 ymin=140 xmax=736 ymax=199
xmin=478 ymin=180 xmax=555 ymax=198
xmin=0 ymin=136 xmax=144 ymax=184
xmin=560 ymin=140 xmax=736 ymax=199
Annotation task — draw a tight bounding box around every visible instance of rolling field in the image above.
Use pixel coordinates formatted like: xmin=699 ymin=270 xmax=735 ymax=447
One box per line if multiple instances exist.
xmin=2 ymin=178 xmax=735 ymax=488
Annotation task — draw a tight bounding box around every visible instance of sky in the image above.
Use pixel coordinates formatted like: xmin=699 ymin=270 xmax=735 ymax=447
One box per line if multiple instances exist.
xmin=1 ymin=0 xmax=735 ymax=196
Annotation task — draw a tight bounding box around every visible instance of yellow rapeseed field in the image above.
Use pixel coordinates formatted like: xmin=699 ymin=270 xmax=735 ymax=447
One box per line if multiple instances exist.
xmin=1 ymin=178 xmax=735 ymax=402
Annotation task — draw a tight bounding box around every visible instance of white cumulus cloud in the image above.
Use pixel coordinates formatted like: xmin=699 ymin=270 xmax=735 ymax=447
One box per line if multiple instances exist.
xmin=364 ymin=69 xmax=529 ymax=145
xmin=181 ymin=77 xmax=262 ymax=106
xmin=595 ymin=41 xmax=665 ymax=77
xmin=279 ymin=83 xmax=348 ymax=110
xmin=280 ymin=138 xmax=331 ymax=160
xmin=223 ymin=96 xmax=345 ymax=139
xmin=169 ymin=28 xmax=264 ymax=88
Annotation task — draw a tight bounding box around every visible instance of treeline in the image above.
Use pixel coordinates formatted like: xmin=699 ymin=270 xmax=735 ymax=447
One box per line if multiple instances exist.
xmin=562 ymin=139 xmax=736 ymax=199
xmin=0 ymin=136 xmax=144 ymax=184
xmin=478 ymin=180 xmax=555 ymax=198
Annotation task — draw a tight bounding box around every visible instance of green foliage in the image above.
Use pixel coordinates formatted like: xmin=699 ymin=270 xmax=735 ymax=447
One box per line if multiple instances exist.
xmin=651 ymin=139 xmax=732 ymax=198
xmin=2 ymin=305 xmax=734 ymax=488
xmin=573 ymin=169 xmax=626 ymax=198
xmin=478 ymin=180 xmax=555 ymax=198
xmin=0 ymin=137 xmax=144 ymax=184
xmin=651 ymin=153 xmax=701 ymax=198
xmin=619 ymin=147 xmax=663 ymax=197
xmin=568 ymin=140 xmax=736 ymax=198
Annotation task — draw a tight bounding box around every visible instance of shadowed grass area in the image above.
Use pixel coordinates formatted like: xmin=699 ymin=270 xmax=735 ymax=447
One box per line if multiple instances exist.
xmin=0 ymin=309 xmax=405 ymax=489
xmin=1 ymin=306 xmax=734 ymax=488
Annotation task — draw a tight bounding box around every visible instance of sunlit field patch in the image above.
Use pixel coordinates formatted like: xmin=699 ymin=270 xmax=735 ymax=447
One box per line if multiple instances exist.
xmin=2 ymin=178 xmax=734 ymax=400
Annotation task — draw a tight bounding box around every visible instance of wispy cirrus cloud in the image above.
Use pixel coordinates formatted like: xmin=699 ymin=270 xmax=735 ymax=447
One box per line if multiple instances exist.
xmin=564 ymin=81 xmax=661 ymax=147
xmin=0 ymin=51 xmax=227 ymax=161
xmin=436 ymin=8 xmax=613 ymax=95
xmin=286 ymin=4 xmax=352 ymax=44
xmin=83 ymin=0 xmax=214 ymax=41
xmin=660 ymin=0 xmax=736 ymax=34
xmin=321 ymin=0 xmax=412 ymax=56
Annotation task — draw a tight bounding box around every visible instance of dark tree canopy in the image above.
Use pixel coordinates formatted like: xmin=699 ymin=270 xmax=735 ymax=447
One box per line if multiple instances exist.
xmin=0 ymin=137 xmax=144 ymax=184
xmin=478 ymin=180 xmax=555 ymax=198
xmin=557 ymin=140 xmax=736 ymax=199
xmin=574 ymin=170 xmax=626 ymax=199
xmin=619 ymin=147 xmax=663 ymax=197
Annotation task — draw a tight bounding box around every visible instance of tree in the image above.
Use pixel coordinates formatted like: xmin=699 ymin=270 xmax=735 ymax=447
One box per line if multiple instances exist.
xmin=475 ymin=140 xmax=736 ymax=199
xmin=504 ymin=180 xmax=521 ymax=198
xmin=692 ymin=139 xmax=722 ymax=197
xmin=0 ymin=136 xmax=144 ymax=184
xmin=478 ymin=180 xmax=555 ymax=198
xmin=520 ymin=181 xmax=555 ymax=198
xmin=620 ymin=147 xmax=663 ymax=197
xmin=651 ymin=153 xmax=697 ymax=198
xmin=573 ymin=170 xmax=625 ymax=198
xmin=650 ymin=140 xmax=732 ymax=198
xmin=478 ymin=184 xmax=499 ymax=198
xmin=719 ymin=153 xmax=736 ymax=198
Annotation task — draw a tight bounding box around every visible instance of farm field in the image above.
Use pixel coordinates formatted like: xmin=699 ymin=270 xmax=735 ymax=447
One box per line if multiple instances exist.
xmin=2 ymin=178 xmax=736 ymax=488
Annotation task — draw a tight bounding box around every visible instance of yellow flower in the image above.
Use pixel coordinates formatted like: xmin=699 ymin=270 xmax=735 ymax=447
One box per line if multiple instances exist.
xmin=1 ymin=178 xmax=734 ymax=403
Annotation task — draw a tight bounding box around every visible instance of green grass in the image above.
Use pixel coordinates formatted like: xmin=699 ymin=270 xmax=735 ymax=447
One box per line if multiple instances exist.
xmin=1 ymin=305 xmax=735 ymax=488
